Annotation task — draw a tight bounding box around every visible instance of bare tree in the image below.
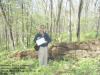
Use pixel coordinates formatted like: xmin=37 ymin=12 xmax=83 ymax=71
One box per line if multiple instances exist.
xmin=68 ymin=0 xmax=72 ymax=42
xmin=21 ymin=1 xmax=24 ymax=43
xmin=0 ymin=1 xmax=15 ymax=49
xmin=76 ymin=0 xmax=83 ymax=41
xmin=55 ymin=0 xmax=63 ymax=41
xmin=50 ymin=0 xmax=53 ymax=37
xmin=95 ymin=7 xmax=100 ymax=38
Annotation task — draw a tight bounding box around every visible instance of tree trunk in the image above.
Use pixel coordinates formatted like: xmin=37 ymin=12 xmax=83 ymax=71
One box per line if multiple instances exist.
xmin=68 ymin=0 xmax=72 ymax=42
xmin=29 ymin=16 xmax=33 ymax=45
xmin=22 ymin=2 xmax=24 ymax=44
xmin=55 ymin=0 xmax=63 ymax=41
xmin=50 ymin=0 xmax=53 ymax=37
xmin=18 ymin=32 xmax=26 ymax=49
xmin=76 ymin=0 xmax=83 ymax=41
xmin=26 ymin=9 xmax=29 ymax=47
xmin=95 ymin=18 xmax=100 ymax=38
xmin=95 ymin=7 xmax=100 ymax=38
xmin=0 ymin=2 xmax=15 ymax=49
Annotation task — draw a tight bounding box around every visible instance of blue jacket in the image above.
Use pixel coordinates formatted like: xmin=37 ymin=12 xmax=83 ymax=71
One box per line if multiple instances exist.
xmin=34 ymin=32 xmax=51 ymax=47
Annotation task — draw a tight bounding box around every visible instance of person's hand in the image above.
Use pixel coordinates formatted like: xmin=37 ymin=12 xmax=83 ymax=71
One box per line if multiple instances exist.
xmin=44 ymin=41 xmax=48 ymax=44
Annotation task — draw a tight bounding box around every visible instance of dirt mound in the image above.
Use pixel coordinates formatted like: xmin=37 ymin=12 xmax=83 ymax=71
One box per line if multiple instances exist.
xmin=8 ymin=50 xmax=38 ymax=59
xmin=8 ymin=38 xmax=100 ymax=60
xmin=48 ymin=38 xmax=100 ymax=59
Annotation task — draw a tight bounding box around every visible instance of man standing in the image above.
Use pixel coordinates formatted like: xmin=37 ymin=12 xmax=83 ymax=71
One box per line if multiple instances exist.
xmin=34 ymin=25 xmax=51 ymax=66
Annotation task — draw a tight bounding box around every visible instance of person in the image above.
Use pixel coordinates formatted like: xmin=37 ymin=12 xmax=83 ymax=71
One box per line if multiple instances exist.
xmin=34 ymin=25 xmax=51 ymax=66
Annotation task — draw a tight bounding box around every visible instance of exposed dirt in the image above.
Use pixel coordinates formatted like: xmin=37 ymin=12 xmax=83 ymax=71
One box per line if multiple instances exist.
xmin=8 ymin=50 xmax=38 ymax=59
xmin=8 ymin=38 xmax=100 ymax=59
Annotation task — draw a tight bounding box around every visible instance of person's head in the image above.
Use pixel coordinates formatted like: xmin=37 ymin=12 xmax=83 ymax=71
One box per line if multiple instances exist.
xmin=40 ymin=25 xmax=45 ymax=33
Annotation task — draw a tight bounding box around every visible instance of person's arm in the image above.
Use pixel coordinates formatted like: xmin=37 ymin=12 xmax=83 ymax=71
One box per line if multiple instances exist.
xmin=34 ymin=33 xmax=40 ymax=43
xmin=45 ymin=33 xmax=51 ymax=43
xmin=34 ymin=34 xmax=38 ymax=43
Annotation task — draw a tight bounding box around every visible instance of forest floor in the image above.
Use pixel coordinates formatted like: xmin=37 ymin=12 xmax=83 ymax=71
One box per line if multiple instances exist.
xmin=0 ymin=38 xmax=100 ymax=75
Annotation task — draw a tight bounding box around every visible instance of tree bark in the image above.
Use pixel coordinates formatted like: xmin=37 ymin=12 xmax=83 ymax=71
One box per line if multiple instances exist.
xmin=68 ymin=0 xmax=72 ymax=42
xmin=55 ymin=0 xmax=63 ymax=41
xmin=26 ymin=9 xmax=29 ymax=47
xmin=76 ymin=0 xmax=83 ymax=41
xmin=50 ymin=0 xmax=53 ymax=37
xmin=22 ymin=1 xmax=24 ymax=44
xmin=0 ymin=2 xmax=15 ymax=49
xmin=95 ymin=7 xmax=100 ymax=38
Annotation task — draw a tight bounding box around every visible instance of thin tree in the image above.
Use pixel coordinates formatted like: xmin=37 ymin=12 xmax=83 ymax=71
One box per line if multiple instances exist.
xmin=68 ymin=0 xmax=72 ymax=42
xmin=50 ymin=0 xmax=53 ymax=37
xmin=21 ymin=0 xmax=24 ymax=43
xmin=76 ymin=0 xmax=83 ymax=41
xmin=0 ymin=1 xmax=15 ymax=49
xmin=95 ymin=7 xmax=100 ymax=38
xmin=55 ymin=0 xmax=63 ymax=41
